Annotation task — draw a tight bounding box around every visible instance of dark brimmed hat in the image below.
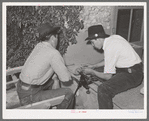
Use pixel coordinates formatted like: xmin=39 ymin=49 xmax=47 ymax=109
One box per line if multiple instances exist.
xmin=85 ymin=25 xmax=110 ymax=44
xmin=37 ymin=23 xmax=61 ymax=40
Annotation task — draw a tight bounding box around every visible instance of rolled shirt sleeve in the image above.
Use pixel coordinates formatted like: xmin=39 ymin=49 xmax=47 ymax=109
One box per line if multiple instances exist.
xmin=51 ymin=52 xmax=71 ymax=82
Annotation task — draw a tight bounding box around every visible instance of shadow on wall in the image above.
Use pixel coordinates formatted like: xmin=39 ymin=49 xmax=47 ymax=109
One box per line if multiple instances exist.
xmin=64 ymin=31 xmax=104 ymax=65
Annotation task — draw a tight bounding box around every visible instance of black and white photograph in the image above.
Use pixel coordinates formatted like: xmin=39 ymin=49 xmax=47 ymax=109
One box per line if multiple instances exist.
xmin=2 ymin=2 xmax=147 ymax=119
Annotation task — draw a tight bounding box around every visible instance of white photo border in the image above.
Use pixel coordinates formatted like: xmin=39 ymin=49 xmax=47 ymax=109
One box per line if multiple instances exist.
xmin=2 ymin=2 xmax=147 ymax=119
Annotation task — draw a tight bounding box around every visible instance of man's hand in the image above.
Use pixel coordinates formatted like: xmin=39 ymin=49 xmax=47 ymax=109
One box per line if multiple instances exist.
xmin=75 ymin=67 xmax=83 ymax=75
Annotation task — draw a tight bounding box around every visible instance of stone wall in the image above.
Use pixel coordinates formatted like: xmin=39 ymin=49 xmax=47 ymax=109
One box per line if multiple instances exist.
xmin=79 ymin=6 xmax=113 ymax=32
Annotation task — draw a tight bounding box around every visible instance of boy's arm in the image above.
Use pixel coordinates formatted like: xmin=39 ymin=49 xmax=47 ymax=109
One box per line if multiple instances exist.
xmin=83 ymin=59 xmax=104 ymax=69
xmin=91 ymin=60 xmax=104 ymax=69
xmin=92 ymin=70 xmax=112 ymax=80
xmin=82 ymin=67 xmax=112 ymax=81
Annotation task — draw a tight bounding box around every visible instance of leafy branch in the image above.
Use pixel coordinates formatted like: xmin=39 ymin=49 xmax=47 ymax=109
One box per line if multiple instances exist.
xmin=7 ymin=6 xmax=84 ymax=68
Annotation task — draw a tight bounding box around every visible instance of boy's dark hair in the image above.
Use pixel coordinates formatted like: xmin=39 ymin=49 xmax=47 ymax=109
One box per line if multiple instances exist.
xmin=40 ymin=32 xmax=57 ymax=42
xmin=37 ymin=23 xmax=61 ymax=41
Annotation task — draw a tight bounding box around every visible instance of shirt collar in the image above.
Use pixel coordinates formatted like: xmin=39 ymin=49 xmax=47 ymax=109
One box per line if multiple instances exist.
xmin=102 ymin=38 xmax=108 ymax=50
xmin=42 ymin=41 xmax=53 ymax=48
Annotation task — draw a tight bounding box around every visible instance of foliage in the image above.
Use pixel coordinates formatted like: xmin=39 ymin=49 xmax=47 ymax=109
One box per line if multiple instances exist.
xmin=7 ymin=6 xmax=84 ymax=68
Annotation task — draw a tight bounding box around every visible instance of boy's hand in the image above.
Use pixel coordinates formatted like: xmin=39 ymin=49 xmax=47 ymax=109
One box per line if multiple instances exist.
xmin=81 ymin=63 xmax=95 ymax=69
xmin=82 ymin=67 xmax=94 ymax=75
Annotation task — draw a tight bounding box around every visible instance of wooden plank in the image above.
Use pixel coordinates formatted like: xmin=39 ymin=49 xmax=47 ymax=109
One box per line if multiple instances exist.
xmin=6 ymin=66 xmax=22 ymax=86
xmin=6 ymin=66 xmax=23 ymax=76
xmin=128 ymin=9 xmax=133 ymax=42
xmin=17 ymin=95 xmax=65 ymax=109
xmin=6 ymin=79 xmax=19 ymax=85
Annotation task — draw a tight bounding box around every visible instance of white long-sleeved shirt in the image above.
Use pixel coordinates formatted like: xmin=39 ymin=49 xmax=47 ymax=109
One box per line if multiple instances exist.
xmin=20 ymin=42 xmax=71 ymax=85
xmin=103 ymin=35 xmax=142 ymax=74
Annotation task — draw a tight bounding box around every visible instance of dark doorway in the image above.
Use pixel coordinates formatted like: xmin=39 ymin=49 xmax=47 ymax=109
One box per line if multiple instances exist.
xmin=116 ymin=8 xmax=143 ymax=42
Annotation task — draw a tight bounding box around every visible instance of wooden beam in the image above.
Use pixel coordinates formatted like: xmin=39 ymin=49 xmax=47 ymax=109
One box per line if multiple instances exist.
xmin=128 ymin=9 xmax=133 ymax=42
xmin=16 ymin=95 xmax=65 ymax=109
xmin=6 ymin=66 xmax=23 ymax=76
xmin=6 ymin=79 xmax=19 ymax=85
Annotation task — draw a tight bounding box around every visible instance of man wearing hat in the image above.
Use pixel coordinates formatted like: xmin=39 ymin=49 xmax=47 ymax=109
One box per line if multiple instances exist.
xmin=76 ymin=25 xmax=143 ymax=109
xmin=17 ymin=23 xmax=75 ymax=109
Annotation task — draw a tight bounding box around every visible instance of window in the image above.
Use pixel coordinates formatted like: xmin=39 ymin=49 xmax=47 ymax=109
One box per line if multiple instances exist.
xmin=115 ymin=6 xmax=143 ymax=42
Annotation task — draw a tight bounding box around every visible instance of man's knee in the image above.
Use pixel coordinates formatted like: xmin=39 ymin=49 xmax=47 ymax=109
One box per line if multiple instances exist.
xmin=65 ymin=88 xmax=73 ymax=95
xmin=98 ymin=84 xmax=106 ymax=93
xmin=64 ymin=88 xmax=73 ymax=100
xmin=98 ymin=84 xmax=113 ymax=98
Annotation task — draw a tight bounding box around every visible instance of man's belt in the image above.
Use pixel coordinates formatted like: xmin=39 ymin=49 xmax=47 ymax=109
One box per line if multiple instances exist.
xmin=116 ymin=62 xmax=143 ymax=74
xmin=19 ymin=79 xmax=40 ymax=88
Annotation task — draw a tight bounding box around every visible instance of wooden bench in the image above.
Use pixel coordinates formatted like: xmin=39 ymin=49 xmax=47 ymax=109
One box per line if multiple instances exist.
xmin=6 ymin=66 xmax=65 ymax=109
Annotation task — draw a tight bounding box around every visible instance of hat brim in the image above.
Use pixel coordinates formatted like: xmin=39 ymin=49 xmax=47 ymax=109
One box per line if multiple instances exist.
xmin=85 ymin=34 xmax=110 ymax=44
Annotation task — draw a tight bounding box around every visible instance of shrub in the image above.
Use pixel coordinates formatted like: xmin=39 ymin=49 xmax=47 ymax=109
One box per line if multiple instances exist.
xmin=7 ymin=6 xmax=84 ymax=68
